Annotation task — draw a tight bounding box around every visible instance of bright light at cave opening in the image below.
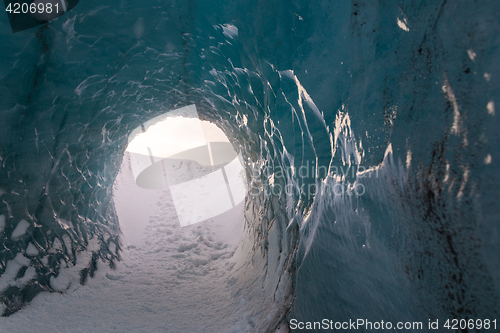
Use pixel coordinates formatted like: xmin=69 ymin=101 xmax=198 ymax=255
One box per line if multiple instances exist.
xmin=126 ymin=117 xmax=230 ymax=163
xmin=125 ymin=105 xmax=247 ymax=227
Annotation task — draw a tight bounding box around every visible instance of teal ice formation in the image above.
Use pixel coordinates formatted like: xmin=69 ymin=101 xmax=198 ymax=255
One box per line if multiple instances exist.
xmin=0 ymin=0 xmax=498 ymax=329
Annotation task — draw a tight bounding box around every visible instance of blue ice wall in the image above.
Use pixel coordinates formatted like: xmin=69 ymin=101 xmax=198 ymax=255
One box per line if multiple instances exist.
xmin=0 ymin=0 xmax=498 ymax=330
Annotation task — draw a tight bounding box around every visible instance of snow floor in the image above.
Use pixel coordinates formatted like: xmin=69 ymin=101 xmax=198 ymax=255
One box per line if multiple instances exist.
xmin=0 ymin=155 xmax=246 ymax=332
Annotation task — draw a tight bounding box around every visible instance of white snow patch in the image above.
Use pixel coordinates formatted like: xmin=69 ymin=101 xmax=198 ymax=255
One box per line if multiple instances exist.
xmin=25 ymin=243 xmax=39 ymax=256
xmin=16 ymin=266 xmax=36 ymax=287
xmin=170 ymin=169 xmax=233 ymax=227
xmin=11 ymin=219 xmax=30 ymax=240
xmin=397 ymin=17 xmax=409 ymax=31
xmin=0 ymin=149 xmax=252 ymax=332
xmin=485 ymin=154 xmax=492 ymax=165
xmin=444 ymin=163 xmax=450 ymax=183
xmin=49 ymin=261 xmax=73 ymax=292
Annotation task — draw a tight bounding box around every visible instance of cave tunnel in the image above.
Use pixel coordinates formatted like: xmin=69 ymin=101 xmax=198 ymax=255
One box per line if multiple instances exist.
xmin=0 ymin=0 xmax=499 ymax=332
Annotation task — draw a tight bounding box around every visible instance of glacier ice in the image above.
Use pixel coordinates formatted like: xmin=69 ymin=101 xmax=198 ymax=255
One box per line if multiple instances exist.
xmin=0 ymin=0 xmax=498 ymax=331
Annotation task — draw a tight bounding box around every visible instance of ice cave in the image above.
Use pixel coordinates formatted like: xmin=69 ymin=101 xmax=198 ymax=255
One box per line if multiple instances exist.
xmin=0 ymin=0 xmax=499 ymax=332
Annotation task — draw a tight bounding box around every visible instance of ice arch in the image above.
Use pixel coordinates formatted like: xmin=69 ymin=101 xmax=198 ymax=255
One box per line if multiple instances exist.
xmin=0 ymin=0 xmax=498 ymax=331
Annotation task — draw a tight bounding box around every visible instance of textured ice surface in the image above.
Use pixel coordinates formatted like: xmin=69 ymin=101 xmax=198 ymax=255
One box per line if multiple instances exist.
xmin=0 ymin=0 xmax=498 ymax=331
xmin=10 ymin=220 xmax=30 ymax=240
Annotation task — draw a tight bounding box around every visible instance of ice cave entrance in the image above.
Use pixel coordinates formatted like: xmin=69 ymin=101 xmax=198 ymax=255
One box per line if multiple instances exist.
xmin=115 ymin=104 xmax=246 ymax=237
